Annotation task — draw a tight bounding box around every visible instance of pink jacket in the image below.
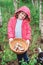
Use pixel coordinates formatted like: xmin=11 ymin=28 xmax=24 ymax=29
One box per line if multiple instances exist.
xmin=8 ymin=6 xmax=31 ymax=40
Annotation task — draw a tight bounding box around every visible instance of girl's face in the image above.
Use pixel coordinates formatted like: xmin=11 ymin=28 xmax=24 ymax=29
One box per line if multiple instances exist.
xmin=18 ymin=12 xmax=27 ymax=20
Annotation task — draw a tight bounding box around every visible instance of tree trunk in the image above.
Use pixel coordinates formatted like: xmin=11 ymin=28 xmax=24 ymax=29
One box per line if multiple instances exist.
xmin=32 ymin=0 xmax=38 ymax=8
xmin=13 ymin=0 xmax=20 ymax=12
xmin=39 ymin=0 xmax=43 ymax=40
xmin=0 ymin=8 xmax=2 ymax=27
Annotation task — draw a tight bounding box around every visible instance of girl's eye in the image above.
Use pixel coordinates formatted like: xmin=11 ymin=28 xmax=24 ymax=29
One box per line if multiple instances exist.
xmin=21 ymin=12 xmax=26 ymax=17
xmin=22 ymin=12 xmax=24 ymax=14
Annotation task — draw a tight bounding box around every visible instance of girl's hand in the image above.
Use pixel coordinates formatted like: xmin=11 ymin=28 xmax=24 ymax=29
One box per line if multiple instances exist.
xmin=26 ymin=40 xmax=30 ymax=46
xmin=9 ymin=38 xmax=13 ymax=44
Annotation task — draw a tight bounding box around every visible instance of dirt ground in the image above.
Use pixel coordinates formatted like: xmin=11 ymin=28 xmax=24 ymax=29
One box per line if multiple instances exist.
xmin=36 ymin=36 xmax=43 ymax=50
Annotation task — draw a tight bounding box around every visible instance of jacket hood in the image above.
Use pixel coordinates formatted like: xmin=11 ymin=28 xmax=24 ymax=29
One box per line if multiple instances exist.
xmin=15 ymin=6 xmax=30 ymax=21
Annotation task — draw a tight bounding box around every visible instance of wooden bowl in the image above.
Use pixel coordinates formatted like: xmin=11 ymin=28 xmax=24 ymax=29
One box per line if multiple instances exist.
xmin=9 ymin=38 xmax=29 ymax=54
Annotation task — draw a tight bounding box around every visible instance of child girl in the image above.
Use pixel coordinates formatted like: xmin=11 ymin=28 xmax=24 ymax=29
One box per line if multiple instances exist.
xmin=8 ymin=6 xmax=31 ymax=65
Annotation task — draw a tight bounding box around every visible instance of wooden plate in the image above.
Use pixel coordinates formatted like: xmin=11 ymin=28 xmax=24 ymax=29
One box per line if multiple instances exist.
xmin=9 ymin=38 xmax=29 ymax=54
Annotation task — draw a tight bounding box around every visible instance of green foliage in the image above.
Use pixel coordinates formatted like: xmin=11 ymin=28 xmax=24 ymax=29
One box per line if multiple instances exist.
xmin=0 ymin=0 xmax=13 ymax=7
xmin=29 ymin=54 xmax=37 ymax=65
xmin=30 ymin=31 xmax=40 ymax=51
xmin=20 ymin=54 xmax=37 ymax=65
xmin=21 ymin=59 xmax=28 ymax=65
xmin=21 ymin=0 xmax=31 ymax=3
xmin=0 ymin=1 xmax=14 ymax=42
xmin=1 ymin=44 xmax=17 ymax=65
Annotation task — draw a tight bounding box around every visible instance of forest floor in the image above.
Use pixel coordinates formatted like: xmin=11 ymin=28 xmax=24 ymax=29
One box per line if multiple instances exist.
xmin=0 ymin=36 xmax=43 ymax=65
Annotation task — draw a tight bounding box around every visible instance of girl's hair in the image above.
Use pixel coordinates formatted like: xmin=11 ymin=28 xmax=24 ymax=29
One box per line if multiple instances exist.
xmin=15 ymin=11 xmax=30 ymax=20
